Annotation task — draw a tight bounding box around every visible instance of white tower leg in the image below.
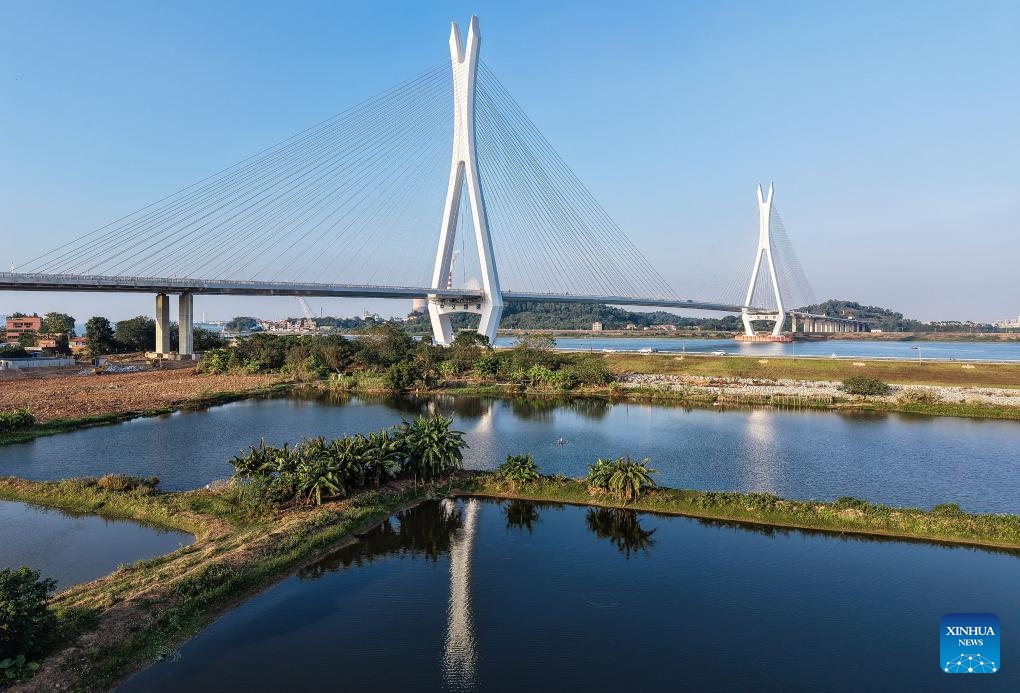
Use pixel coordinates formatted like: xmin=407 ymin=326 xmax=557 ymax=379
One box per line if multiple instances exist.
xmin=428 ymin=16 xmax=503 ymax=346
xmin=741 ymin=184 xmax=786 ymax=337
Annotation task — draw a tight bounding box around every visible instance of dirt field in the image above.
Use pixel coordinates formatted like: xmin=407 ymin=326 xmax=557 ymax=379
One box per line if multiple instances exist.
xmin=0 ymin=363 xmax=291 ymax=422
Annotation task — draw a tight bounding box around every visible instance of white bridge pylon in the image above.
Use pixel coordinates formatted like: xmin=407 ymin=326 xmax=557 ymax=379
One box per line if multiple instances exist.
xmin=428 ymin=16 xmax=503 ymax=346
xmin=741 ymin=183 xmax=786 ymax=337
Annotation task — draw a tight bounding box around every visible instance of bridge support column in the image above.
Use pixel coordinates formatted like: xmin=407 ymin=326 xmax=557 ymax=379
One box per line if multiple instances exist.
xmin=178 ymin=293 xmax=194 ymax=357
xmin=740 ymin=184 xmax=786 ymax=339
xmin=155 ymin=293 xmax=170 ymax=355
xmin=427 ymin=17 xmax=503 ymax=346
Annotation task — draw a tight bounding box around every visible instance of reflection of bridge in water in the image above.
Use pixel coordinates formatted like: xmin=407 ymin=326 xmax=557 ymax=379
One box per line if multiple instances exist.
xmin=442 ymin=498 xmax=480 ymax=689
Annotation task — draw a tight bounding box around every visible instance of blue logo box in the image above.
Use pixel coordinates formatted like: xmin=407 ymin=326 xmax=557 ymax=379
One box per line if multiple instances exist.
xmin=941 ymin=613 xmax=999 ymax=673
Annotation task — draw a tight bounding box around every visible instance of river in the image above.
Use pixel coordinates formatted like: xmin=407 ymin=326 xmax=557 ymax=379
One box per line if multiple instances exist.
xmin=493 ymin=336 xmax=1020 ymax=361
xmin=118 ymin=498 xmax=1019 ymax=692
xmin=1 ymin=394 xmax=1017 ymax=513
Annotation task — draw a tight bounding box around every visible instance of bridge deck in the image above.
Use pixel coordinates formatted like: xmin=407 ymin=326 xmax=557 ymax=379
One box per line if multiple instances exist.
xmin=0 ymin=273 xmax=751 ymax=313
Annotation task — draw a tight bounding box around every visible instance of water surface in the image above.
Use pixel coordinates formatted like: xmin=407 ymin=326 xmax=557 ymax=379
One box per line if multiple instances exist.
xmin=0 ymin=500 xmax=192 ymax=587
xmin=0 ymin=395 xmax=1017 ymax=512
xmin=119 ymin=499 xmax=1020 ymax=692
xmin=499 ymin=336 xmax=1020 ymax=361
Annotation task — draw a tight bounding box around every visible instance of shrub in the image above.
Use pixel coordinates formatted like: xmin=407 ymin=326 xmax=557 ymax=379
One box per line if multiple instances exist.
xmin=0 ymin=567 xmax=57 ymax=666
xmin=569 ymin=355 xmax=615 ymax=386
xmin=384 ymin=361 xmax=424 ymax=392
xmin=840 ymin=376 xmax=891 ymax=397
xmin=0 ymin=408 xmax=35 ymax=433
xmin=197 ymin=348 xmax=234 ymax=374
xmin=896 ymin=387 xmax=942 ymax=405
xmin=328 ymin=373 xmax=359 ymax=392
xmin=399 ymin=415 xmax=467 ymax=483
xmin=495 ymin=454 xmax=541 ymax=491
xmin=586 ymin=456 xmax=657 ymax=502
xmin=96 ymin=475 xmax=160 ymax=493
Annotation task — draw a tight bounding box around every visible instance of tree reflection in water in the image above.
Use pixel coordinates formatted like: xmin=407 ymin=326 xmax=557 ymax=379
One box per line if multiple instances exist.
xmin=585 ymin=507 xmax=657 ymax=558
xmin=299 ymin=502 xmax=463 ymax=579
xmin=503 ymin=500 xmax=541 ymax=533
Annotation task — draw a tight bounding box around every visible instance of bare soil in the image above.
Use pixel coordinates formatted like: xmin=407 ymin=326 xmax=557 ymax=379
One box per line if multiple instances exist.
xmin=0 ymin=362 xmax=291 ymax=422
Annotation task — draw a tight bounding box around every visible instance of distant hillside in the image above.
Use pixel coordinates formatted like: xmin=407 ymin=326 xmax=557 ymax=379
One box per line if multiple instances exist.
xmin=797 ymin=300 xmax=928 ymax=332
xmin=273 ymin=299 xmax=994 ymax=335
xmin=400 ymin=301 xmax=741 ymax=332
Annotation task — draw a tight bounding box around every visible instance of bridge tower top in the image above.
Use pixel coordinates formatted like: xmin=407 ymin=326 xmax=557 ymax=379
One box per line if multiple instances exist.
xmin=428 ymin=16 xmax=503 ymax=346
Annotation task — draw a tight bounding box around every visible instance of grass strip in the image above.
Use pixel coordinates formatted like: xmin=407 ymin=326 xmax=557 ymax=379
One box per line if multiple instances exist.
xmin=455 ymin=475 xmax=1020 ymax=551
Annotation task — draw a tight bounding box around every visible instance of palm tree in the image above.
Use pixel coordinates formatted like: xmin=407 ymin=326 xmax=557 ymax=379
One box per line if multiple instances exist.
xmin=608 ymin=456 xmax=657 ymax=503
xmin=398 ymin=415 xmax=467 ymax=486
xmin=362 ymin=430 xmax=403 ymax=488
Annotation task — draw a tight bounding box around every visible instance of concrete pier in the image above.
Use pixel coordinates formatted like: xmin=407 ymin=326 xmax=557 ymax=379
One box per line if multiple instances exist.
xmin=155 ymin=293 xmax=170 ymax=354
xmin=178 ymin=293 xmax=194 ymax=356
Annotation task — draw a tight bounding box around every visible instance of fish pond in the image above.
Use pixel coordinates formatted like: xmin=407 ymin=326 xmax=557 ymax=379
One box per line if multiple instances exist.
xmin=0 ymin=500 xmax=192 ymax=588
xmin=119 ymin=498 xmax=1019 ymax=692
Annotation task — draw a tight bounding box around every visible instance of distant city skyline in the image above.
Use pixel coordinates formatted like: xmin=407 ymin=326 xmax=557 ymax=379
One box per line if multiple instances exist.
xmin=2 ymin=1 xmax=1018 ymax=323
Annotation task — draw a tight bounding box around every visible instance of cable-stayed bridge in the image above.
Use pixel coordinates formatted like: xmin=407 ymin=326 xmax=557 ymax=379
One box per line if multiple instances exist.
xmin=1 ymin=16 xmax=863 ymax=355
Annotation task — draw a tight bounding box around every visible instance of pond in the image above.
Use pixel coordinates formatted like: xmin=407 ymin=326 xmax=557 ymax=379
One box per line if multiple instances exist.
xmin=119 ymin=498 xmax=1019 ymax=692
xmin=0 ymin=394 xmax=1018 ymax=513
xmin=0 ymin=500 xmax=192 ymax=588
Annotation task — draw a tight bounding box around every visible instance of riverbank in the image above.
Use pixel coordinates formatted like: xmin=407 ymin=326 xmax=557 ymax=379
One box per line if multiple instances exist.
xmin=2 ymin=472 xmax=1018 ymax=690
xmin=0 ymin=363 xmax=294 ymax=424
xmin=603 ymin=353 xmax=1020 ymax=388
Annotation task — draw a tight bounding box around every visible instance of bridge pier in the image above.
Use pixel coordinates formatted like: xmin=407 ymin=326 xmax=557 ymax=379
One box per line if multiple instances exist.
xmin=178 ymin=293 xmax=194 ymax=357
xmin=155 ymin=293 xmax=171 ymax=355
xmin=428 ymin=17 xmax=504 ymax=346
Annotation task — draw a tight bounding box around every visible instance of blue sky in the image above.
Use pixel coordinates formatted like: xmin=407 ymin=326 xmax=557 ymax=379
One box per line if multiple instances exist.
xmin=2 ymin=0 xmax=1018 ymax=323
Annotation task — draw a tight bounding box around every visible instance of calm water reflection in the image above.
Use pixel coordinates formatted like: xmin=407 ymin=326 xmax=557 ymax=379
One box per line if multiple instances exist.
xmin=1 ymin=394 xmax=1017 ymax=512
xmin=0 ymin=500 xmax=192 ymax=588
xmin=119 ymin=499 xmax=1019 ymax=692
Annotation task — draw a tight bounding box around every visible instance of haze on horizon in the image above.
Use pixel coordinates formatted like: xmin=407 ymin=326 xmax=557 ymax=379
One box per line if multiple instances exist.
xmin=1 ymin=0 xmax=1017 ymax=324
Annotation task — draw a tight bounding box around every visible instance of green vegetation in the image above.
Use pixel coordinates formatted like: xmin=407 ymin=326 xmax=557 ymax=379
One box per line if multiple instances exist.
xmin=228 ymin=415 xmax=466 ymax=505
xmin=840 ymin=376 xmax=891 ymax=396
xmin=0 ymin=408 xmax=35 ymax=433
xmin=40 ymin=312 xmax=76 ymax=337
xmin=84 ymin=316 xmax=115 ymax=357
xmin=0 ymin=567 xmax=56 ymax=681
xmin=494 ymin=454 xmax=541 ymax=491
xmin=0 ymin=345 xmax=31 ymax=359
xmin=198 ymin=326 xmax=614 ymax=391
xmin=585 ymin=456 xmax=658 ymax=502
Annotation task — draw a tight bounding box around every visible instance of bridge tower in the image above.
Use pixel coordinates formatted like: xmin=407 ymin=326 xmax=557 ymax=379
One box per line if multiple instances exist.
xmin=428 ymin=16 xmax=503 ymax=346
xmin=740 ymin=183 xmax=787 ymax=338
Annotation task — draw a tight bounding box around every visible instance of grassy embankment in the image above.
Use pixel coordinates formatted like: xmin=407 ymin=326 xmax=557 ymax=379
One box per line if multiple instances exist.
xmin=456 ymin=474 xmax=1020 ymax=551
xmin=2 ymin=470 xmax=1018 ymax=689
xmin=0 ymin=475 xmax=429 ymax=692
xmin=0 ymin=383 xmax=294 ymax=446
